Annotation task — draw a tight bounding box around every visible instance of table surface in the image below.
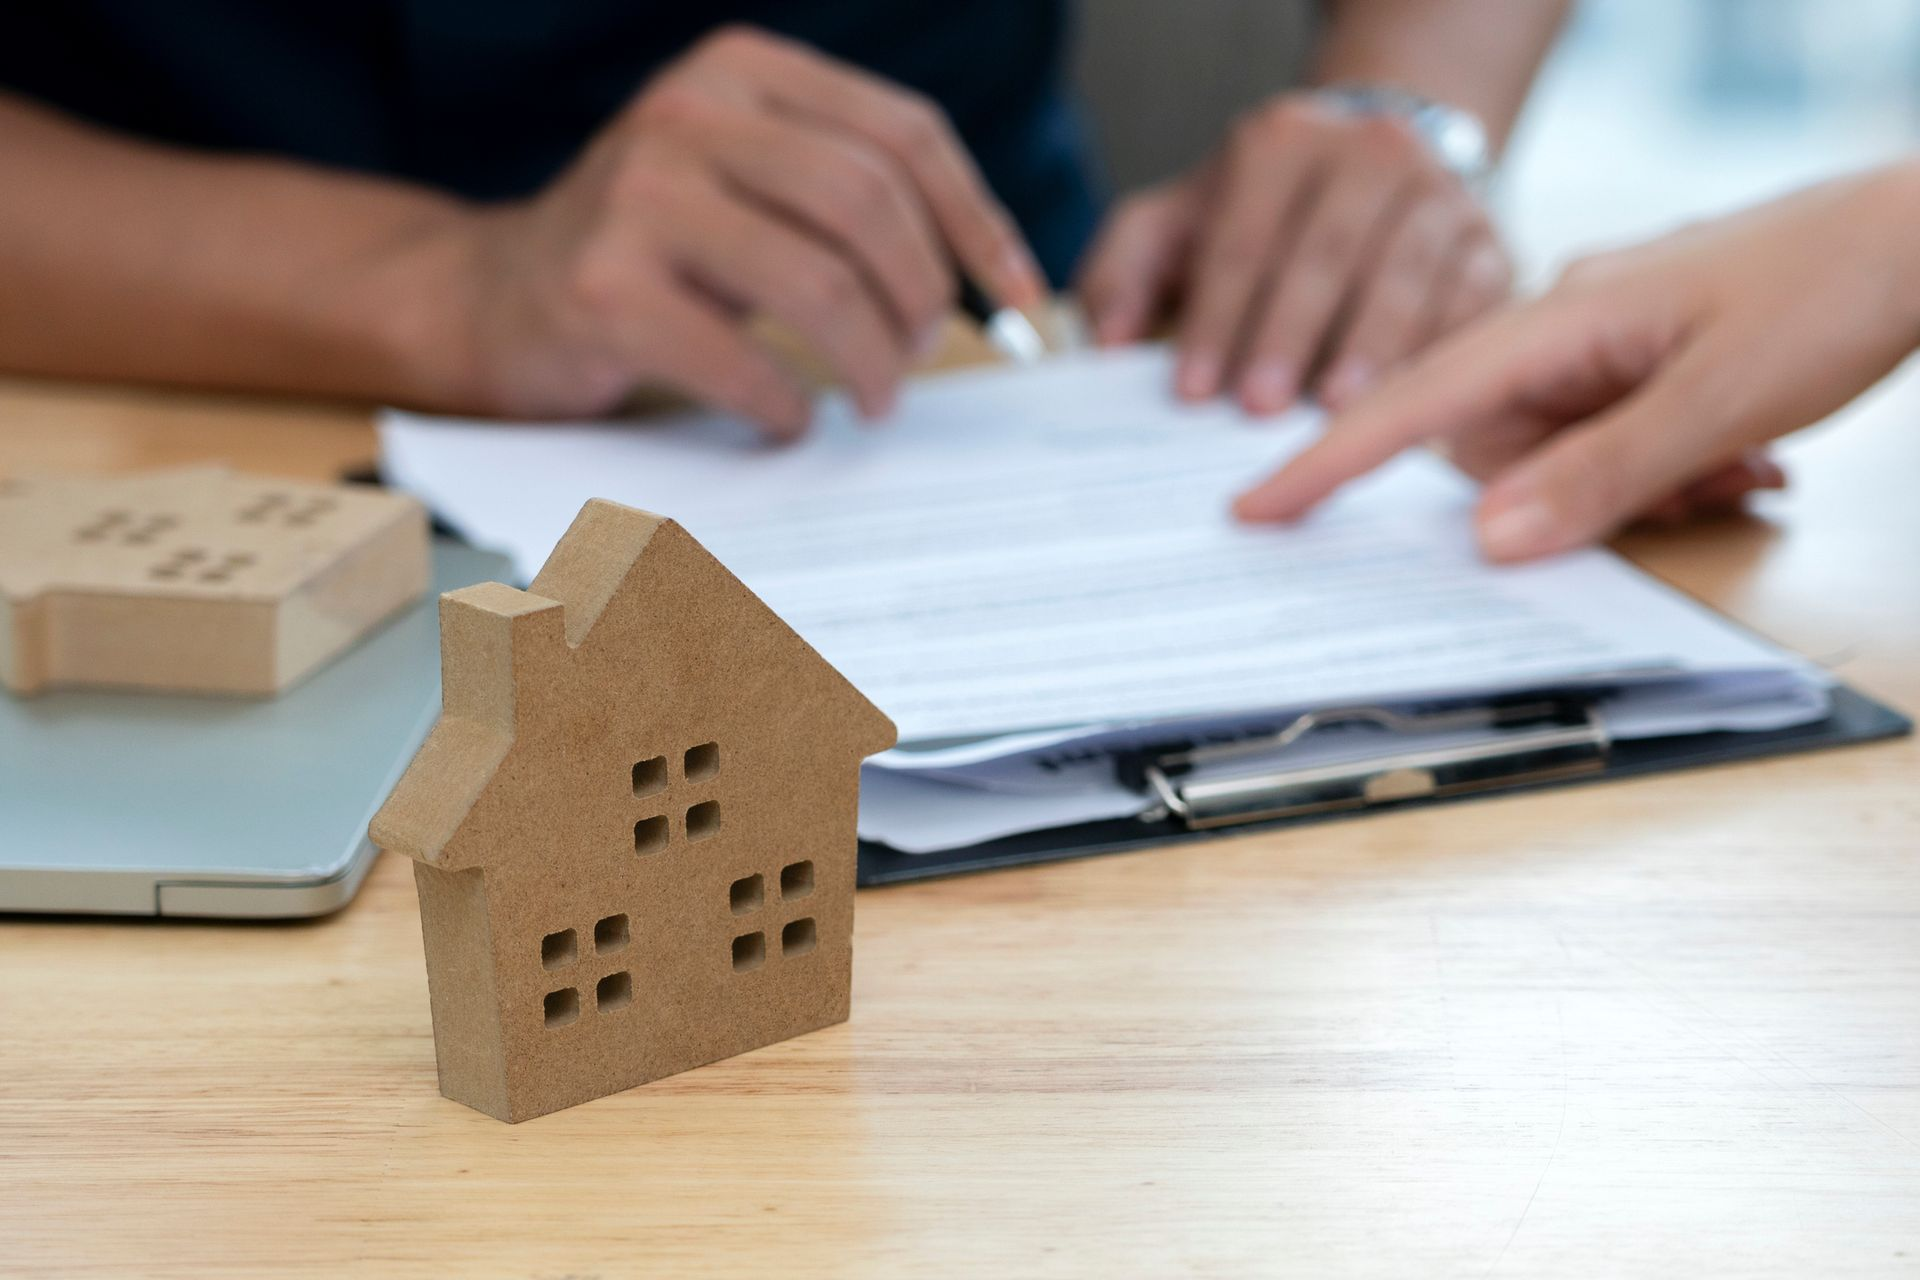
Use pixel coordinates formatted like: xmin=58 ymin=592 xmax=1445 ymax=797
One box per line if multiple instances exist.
xmin=2 ymin=354 xmax=1917 ymax=1279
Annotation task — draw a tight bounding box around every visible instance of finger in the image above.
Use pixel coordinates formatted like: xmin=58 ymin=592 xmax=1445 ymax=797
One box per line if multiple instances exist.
xmin=1678 ymin=450 xmax=1787 ymax=507
xmin=1434 ymin=408 xmax=1556 ymax=484
xmin=636 ymin=288 xmax=813 ymax=436
xmin=1235 ymin=135 xmax=1422 ymax=414
xmin=1640 ymin=455 xmax=1784 ymax=525
xmin=1232 ymin=295 xmax=1583 ymax=522
xmin=663 ymin=180 xmax=907 ymax=417
xmin=700 ymin=105 xmax=950 ymax=341
xmin=1077 ymin=184 xmax=1199 ymax=346
xmin=1317 ymin=188 xmax=1470 ymax=409
xmin=1175 ymin=113 xmax=1322 ymax=400
xmin=727 ymin=32 xmax=1045 ymax=307
xmin=1474 ymin=338 xmax=1759 ymax=560
xmin=1750 ymin=452 xmax=1789 ymax=489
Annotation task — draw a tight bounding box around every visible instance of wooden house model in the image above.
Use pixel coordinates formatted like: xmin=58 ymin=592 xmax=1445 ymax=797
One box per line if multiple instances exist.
xmin=369 ymin=499 xmax=895 ymax=1122
xmin=0 ymin=466 xmax=426 ymax=696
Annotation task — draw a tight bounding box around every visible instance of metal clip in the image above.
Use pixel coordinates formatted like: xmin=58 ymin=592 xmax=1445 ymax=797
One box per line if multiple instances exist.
xmin=1140 ymin=701 xmax=1609 ymax=831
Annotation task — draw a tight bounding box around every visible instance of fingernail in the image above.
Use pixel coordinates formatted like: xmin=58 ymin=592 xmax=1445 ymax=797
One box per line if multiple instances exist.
xmin=1232 ymin=481 xmax=1305 ymax=523
xmin=1479 ymin=500 xmax=1561 ymax=561
xmin=1240 ymin=361 xmax=1295 ymax=414
xmin=1095 ymin=302 xmax=1141 ymax=347
xmin=770 ymin=402 xmax=813 ymax=441
xmin=916 ymin=320 xmax=947 ymax=359
xmin=1231 ymin=489 xmax=1277 ymax=522
xmin=1176 ymin=353 xmax=1220 ymax=401
xmin=1323 ymin=359 xmax=1373 ymax=408
xmin=857 ymin=383 xmax=898 ymax=423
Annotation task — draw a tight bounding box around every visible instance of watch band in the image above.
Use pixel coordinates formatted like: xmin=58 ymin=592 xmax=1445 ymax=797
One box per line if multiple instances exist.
xmin=1311 ymin=84 xmax=1494 ymax=193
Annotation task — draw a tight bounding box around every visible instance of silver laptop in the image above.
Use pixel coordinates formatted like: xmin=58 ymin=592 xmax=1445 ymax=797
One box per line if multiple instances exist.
xmin=0 ymin=539 xmax=509 ymax=918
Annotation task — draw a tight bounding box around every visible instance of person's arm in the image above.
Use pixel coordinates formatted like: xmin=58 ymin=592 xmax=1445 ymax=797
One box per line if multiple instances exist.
xmin=1077 ymin=0 xmax=1570 ymax=411
xmin=0 ymin=92 xmax=469 ymax=407
xmin=0 ymin=27 xmax=1044 ymax=429
xmin=1306 ymin=0 xmax=1569 ymax=151
xmin=1233 ymin=161 xmax=1920 ymax=560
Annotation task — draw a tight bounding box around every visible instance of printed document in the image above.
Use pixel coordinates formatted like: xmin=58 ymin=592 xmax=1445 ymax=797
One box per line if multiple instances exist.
xmin=381 ymin=347 xmax=1827 ymax=851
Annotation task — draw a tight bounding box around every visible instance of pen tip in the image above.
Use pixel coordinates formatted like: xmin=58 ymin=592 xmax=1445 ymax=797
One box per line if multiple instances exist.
xmin=987 ymin=309 xmax=1048 ymax=365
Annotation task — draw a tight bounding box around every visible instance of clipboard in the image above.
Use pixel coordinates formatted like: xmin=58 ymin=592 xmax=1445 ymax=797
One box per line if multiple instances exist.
xmin=357 ymin=468 xmax=1913 ymax=889
xmin=856 ymin=682 xmax=1911 ymax=886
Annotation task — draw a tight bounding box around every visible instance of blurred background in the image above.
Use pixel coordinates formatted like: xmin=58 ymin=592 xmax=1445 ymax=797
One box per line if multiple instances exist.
xmin=1503 ymin=0 xmax=1920 ymax=282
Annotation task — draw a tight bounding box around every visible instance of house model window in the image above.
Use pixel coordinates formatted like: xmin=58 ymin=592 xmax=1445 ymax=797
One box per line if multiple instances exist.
xmin=539 ymin=912 xmax=633 ymax=1029
xmin=632 ymin=742 xmax=721 ymax=856
xmin=729 ymin=859 xmax=818 ymax=972
xmin=369 ymin=499 xmax=896 ymax=1123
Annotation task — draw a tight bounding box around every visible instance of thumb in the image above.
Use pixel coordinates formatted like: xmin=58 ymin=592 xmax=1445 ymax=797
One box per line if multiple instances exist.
xmin=1474 ymin=341 xmax=1743 ymax=561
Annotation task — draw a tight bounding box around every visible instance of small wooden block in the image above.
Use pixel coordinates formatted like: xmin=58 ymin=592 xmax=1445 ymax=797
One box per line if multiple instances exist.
xmin=0 ymin=466 xmax=428 ymax=696
xmin=370 ymin=498 xmax=897 ymax=1123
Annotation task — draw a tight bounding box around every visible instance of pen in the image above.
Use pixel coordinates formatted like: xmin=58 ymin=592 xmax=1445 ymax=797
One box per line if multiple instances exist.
xmin=957 ymin=276 xmax=1048 ymax=366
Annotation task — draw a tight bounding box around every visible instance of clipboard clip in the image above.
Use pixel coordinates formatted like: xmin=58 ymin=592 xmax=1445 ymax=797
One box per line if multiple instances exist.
xmin=1138 ymin=700 xmax=1610 ymax=831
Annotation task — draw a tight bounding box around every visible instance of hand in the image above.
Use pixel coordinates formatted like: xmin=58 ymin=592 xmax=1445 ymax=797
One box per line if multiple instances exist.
xmin=439 ymin=26 xmax=1043 ymax=433
xmin=1232 ymin=163 xmax=1920 ymax=560
xmin=1077 ymin=93 xmax=1510 ymax=413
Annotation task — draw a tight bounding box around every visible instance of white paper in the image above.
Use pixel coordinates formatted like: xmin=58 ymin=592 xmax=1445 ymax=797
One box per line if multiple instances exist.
xmin=383 ymin=347 xmax=1816 ymax=748
xmin=382 ymin=347 xmax=1830 ymax=853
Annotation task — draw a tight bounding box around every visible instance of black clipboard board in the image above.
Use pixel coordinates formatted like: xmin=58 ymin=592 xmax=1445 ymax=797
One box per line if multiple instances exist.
xmin=856 ymin=682 xmax=1910 ymax=886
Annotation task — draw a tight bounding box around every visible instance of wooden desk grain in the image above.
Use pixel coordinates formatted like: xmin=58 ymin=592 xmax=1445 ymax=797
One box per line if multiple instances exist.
xmin=2 ymin=361 xmax=1917 ymax=1279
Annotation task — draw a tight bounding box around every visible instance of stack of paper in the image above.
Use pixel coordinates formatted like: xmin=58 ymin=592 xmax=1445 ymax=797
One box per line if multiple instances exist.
xmin=381 ymin=348 xmax=1828 ymax=854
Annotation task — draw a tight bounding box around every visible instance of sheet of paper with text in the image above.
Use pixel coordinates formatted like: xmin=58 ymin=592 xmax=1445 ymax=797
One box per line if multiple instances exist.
xmin=381 ymin=346 xmax=1818 ymax=748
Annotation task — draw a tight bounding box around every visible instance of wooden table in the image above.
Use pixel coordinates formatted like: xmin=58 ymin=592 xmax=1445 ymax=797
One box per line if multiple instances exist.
xmin=2 ymin=360 xmax=1917 ymax=1279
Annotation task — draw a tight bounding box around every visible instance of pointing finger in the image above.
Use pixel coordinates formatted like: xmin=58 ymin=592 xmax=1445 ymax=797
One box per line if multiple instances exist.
xmin=1232 ymin=295 xmax=1580 ymax=522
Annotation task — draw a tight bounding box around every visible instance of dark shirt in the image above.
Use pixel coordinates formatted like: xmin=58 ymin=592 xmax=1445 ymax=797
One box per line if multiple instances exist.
xmin=0 ymin=2 xmax=1101 ymax=283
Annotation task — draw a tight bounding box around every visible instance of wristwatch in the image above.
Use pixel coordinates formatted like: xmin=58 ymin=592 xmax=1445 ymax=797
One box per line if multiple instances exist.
xmin=1311 ymin=84 xmax=1494 ymax=193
